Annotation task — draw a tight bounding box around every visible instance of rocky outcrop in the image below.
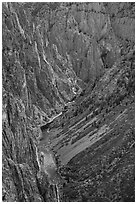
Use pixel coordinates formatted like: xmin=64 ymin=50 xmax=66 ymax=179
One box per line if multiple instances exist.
xmin=2 ymin=2 xmax=123 ymax=124
xmin=46 ymin=50 xmax=135 ymax=201
xmin=2 ymin=2 xmax=134 ymax=202
xmin=40 ymin=2 xmax=135 ymax=202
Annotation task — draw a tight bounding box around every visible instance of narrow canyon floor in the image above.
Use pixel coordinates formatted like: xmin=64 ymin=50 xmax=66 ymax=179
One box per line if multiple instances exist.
xmin=2 ymin=2 xmax=135 ymax=202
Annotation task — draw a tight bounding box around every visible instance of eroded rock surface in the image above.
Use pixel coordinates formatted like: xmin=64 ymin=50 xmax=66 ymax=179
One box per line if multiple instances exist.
xmin=2 ymin=2 xmax=134 ymax=202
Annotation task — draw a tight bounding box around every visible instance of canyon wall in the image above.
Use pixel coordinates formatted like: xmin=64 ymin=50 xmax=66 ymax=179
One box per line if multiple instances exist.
xmin=2 ymin=2 xmax=134 ymax=202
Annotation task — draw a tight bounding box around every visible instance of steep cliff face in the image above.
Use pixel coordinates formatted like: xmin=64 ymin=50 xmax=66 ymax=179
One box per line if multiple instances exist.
xmin=2 ymin=2 xmax=123 ymax=124
xmin=2 ymin=2 xmax=134 ymax=202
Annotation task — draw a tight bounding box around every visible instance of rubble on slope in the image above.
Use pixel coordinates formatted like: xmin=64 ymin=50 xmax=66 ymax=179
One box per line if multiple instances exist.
xmin=2 ymin=2 xmax=134 ymax=202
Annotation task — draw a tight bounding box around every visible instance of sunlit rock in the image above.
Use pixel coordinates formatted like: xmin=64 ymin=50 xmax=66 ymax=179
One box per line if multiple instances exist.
xmin=2 ymin=2 xmax=134 ymax=202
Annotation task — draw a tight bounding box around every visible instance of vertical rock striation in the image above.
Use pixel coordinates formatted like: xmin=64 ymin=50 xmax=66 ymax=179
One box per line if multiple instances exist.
xmin=2 ymin=2 xmax=134 ymax=202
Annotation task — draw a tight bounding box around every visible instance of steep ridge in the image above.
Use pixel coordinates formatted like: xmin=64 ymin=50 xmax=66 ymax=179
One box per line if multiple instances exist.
xmin=40 ymin=2 xmax=135 ymax=202
xmin=2 ymin=2 xmax=134 ymax=202
xmin=41 ymin=47 xmax=135 ymax=201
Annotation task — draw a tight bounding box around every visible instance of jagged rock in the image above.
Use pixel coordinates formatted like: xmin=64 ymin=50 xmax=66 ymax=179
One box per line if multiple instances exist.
xmin=2 ymin=2 xmax=134 ymax=202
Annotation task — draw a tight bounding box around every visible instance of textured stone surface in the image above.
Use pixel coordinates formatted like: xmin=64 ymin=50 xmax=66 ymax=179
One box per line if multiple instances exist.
xmin=2 ymin=2 xmax=134 ymax=202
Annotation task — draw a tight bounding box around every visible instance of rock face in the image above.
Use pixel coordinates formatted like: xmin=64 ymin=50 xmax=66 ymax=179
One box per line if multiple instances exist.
xmin=2 ymin=2 xmax=134 ymax=202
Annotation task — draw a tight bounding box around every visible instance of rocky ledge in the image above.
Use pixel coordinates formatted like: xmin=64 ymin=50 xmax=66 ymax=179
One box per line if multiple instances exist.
xmin=2 ymin=2 xmax=134 ymax=202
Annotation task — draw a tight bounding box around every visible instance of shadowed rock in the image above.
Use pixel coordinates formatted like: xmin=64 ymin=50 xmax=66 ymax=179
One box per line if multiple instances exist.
xmin=2 ymin=2 xmax=134 ymax=202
